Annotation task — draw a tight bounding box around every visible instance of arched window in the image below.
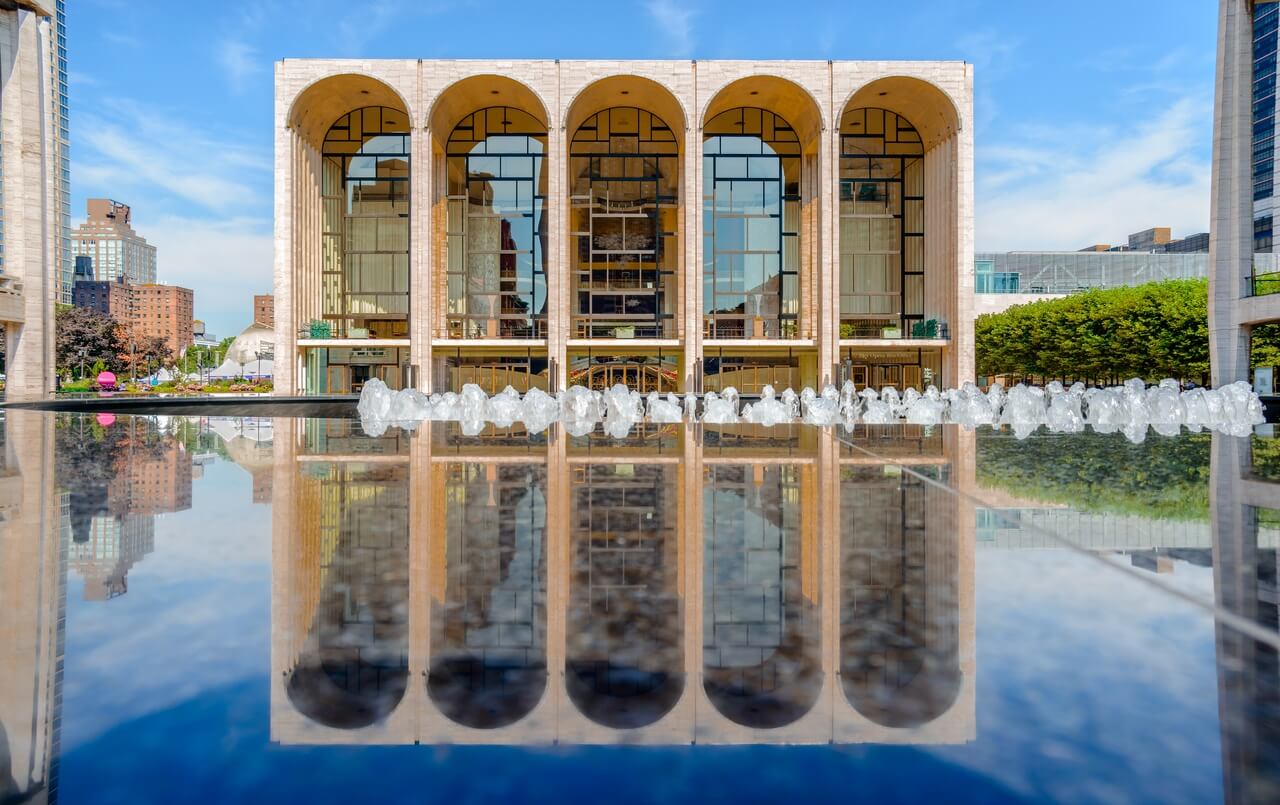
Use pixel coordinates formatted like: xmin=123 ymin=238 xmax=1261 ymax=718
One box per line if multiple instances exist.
xmin=703 ymin=108 xmax=801 ymax=339
xmin=569 ymin=107 xmax=678 ymax=340
xmin=320 ymin=107 xmax=410 ymax=340
xmin=838 ymin=108 xmax=925 ymax=339
xmin=445 ymin=107 xmax=548 ymax=339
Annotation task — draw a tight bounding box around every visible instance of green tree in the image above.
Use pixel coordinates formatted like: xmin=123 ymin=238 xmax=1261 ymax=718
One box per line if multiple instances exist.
xmin=976 ymin=279 xmax=1213 ymax=384
xmin=55 ymin=306 xmax=124 ymax=379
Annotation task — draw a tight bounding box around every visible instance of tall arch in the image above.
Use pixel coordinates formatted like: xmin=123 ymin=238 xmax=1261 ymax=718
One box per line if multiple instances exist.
xmin=285 ymin=74 xmax=414 ymax=395
xmin=700 ymin=77 xmax=825 ymax=393
xmin=838 ymin=76 xmax=964 ymax=390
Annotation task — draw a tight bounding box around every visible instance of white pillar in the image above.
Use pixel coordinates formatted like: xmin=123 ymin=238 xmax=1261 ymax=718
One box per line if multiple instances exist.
xmin=1209 ymin=0 xmax=1256 ymax=387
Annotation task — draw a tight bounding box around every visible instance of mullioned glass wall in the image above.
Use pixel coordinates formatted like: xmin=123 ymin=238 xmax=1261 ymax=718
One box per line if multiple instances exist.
xmin=702 ymin=108 xmax=801 ymax=339
xmin=320 ymin=107 xmax=411 ymax=340
xmin=445 ymin=108 xmax=549 ymax=339
xmin=838 ymin=108 xmax=925 ymax=339
xmin=570 ymin=107 xmax=679 ymax=340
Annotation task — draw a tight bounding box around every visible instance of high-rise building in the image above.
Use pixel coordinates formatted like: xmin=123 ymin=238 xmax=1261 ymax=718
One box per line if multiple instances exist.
xmin=71 ymin=199 xmax=158 ymax=285
xmin=0 ymin=1 xmax=60 ymax=400
xmin=254 ymin=293 xmax=274 ymax=328
xmin=72 ymin=275 xmax=131 ymax=318
xmin=50 ymin=0 xmax=68 ymax=304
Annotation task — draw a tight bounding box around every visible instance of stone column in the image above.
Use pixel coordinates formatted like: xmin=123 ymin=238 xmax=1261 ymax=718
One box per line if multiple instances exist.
xmin=1 ymin=9 xmax=56 ymax=400
xmin=1209 ymin=0 xmax=1256 ymax=387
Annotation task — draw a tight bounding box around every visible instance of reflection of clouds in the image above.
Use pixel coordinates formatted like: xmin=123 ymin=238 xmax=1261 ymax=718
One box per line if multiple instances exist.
xmin=61 ymin=459 xmax=269 ymax=749
xmin=929 ymin=549 xmax=1222 ymax=803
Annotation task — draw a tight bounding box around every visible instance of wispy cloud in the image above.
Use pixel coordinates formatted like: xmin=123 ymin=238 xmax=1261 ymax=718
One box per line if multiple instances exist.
xmin=217 ymin=39 xmax=262 ymax=94
xmin=76 ymin=99 xmax=269 ymax=216
xmin=101 ymin=30 xmax=140 ymax=48
xmin=977 ymin=96 xmax=1211 ymax=251
xmin=645 ymin=0 xmax=697 ymax=58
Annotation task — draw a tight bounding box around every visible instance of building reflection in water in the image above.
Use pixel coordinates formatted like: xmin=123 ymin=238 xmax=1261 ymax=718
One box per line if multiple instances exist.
xmin=567 ymin=430 xmax=682 ymax=730
xmin=1211 ymin=432 xmax=1280 ymax=804
xmin=4 ymin=409 xmax=1275 ymax=798
xmin=271 ymin=419 xmax=978 ymax=745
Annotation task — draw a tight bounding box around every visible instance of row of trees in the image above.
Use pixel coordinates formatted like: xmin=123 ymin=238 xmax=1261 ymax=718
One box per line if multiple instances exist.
xmin=976 ymin=278 xmax=1280 ymax=384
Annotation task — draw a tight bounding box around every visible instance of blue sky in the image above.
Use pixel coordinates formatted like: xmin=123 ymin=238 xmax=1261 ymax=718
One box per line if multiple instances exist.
xmin=69 ymin=0 xmax=1218 ymax=338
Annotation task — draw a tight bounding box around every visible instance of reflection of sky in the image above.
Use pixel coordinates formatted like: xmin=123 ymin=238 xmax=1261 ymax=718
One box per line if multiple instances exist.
xmin=61 ymin=459 xmax=270 ymax=750
xmin=53 ymin=453 xmax=1239 ymax=803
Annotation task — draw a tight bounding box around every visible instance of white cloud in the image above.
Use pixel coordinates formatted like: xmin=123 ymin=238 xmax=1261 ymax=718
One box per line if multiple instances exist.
xmin=645 ymin=0 xmax=696 ymax=58
xmin=76 ymin=100 xmax=270 ymax=215
xmin=142 ymin=215 xmax=273 ymax=339
xmin=977 ymin=97 xmax=1211 ymax=251
xmin=217 ymin=39 xmax=262 ymax=94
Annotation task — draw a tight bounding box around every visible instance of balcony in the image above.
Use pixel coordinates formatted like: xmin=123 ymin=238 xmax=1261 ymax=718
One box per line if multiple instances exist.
xmin=839 ymin=318 xmax=949 ymax=341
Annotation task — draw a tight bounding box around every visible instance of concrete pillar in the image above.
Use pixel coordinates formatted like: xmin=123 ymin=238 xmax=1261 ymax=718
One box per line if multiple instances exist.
xmin=1209 ymin=0 xmax=1256 ymax=387
xmin=0 ymin=9 xmax=57 ymax=400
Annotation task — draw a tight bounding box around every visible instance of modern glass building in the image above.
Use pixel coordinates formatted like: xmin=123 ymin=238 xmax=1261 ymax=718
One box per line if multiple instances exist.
xmin=1255 ymin=1 xmax=1279 ymax=253
xmin=274 ymin=61 xmax=975 ymax=396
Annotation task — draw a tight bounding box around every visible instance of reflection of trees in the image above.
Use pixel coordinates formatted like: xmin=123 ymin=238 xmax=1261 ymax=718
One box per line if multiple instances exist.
xmin=54 ymin=416 xmax=171 ymax=542
xmin=428 ymin=464 xmax=547 ymax=729
xmin=566 ymin=464 xmax=683 ymax=729
xmin=977 ymin=430 xmax=1214 ymax=521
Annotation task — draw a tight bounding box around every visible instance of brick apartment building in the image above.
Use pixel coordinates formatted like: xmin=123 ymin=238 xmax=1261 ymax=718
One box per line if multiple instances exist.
xmin=72 ymin=277 xmax=195 ymax=358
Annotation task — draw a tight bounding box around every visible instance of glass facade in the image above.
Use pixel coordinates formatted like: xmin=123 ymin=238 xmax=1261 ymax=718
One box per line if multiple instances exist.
xmin=321 ymin=107 xmax=411 ymax=339
xmin=839 ymin=108 xmax=925 ymax=338
xmin=303 ymin=346 xmax=409 ymax=395
xmin=446 ymin=107 xmax=548 ymax=339
xmin=973 ymin=251 xmax=1208 ymax=294
xmin=1256 ymin=2 xmax=1278 ymax=252
xmin=703 ymin=108 xmax=801 ymax=339
xmin=570 ymin=107 xmax=679 ymax=340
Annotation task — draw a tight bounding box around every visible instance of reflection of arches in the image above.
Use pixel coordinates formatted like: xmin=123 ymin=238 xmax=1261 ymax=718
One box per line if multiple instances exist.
xmin=566 ymin=463 xmax=684 ymax=729
xmin=286 ymin=466 xmax=410 ymax=729
xmin=702 ymin=464 xmax=822 ymax=728
xmin=428 ymin=463 xmax=548 ymax=728
xmin=839 ymin=466 xmax=960 ymax=728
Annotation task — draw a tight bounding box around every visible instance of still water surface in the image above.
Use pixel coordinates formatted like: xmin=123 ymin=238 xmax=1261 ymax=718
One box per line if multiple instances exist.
xmin=1 ymin=411 xmax=1276 ymax=803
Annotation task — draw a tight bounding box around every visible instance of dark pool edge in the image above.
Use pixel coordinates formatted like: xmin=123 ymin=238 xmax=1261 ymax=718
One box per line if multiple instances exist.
xmin=0 ymin=395 xmax=360 ymax=417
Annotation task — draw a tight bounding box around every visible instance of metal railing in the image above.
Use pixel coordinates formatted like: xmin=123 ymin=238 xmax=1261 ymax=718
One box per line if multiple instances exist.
xmin=1252 ymin=269 xmax=1280 ymax=297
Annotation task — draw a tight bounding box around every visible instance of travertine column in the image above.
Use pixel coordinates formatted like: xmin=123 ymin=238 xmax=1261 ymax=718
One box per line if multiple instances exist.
xmin=1209 ymin=0 xmax=1256 ymax=387
xmin=1 ymin=8 xmax=56 ymax=400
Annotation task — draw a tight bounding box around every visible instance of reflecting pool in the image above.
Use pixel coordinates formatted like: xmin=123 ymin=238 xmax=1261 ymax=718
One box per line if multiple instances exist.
xmin=0 ymin=411 xmax=1278 ymax=803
